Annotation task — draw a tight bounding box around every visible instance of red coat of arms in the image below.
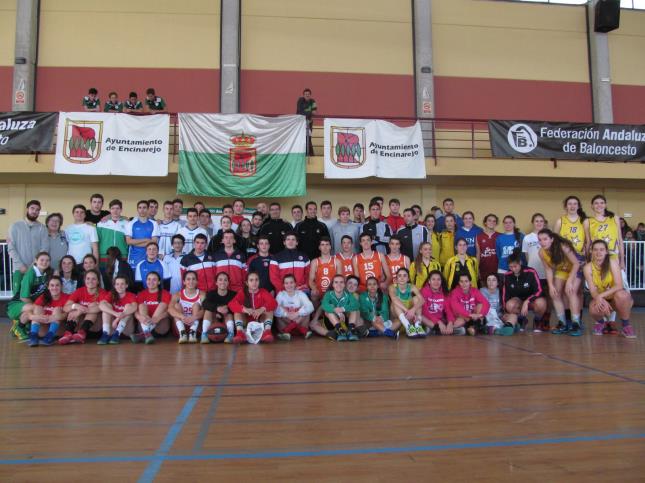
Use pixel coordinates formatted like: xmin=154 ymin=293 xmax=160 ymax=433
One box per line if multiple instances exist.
xmin=229 ymin=133 xmax=256 ymax=177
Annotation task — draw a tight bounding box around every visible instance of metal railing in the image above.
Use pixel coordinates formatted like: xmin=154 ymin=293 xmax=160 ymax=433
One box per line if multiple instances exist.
xmin=1 ymin=241 xmax=12 ymax=300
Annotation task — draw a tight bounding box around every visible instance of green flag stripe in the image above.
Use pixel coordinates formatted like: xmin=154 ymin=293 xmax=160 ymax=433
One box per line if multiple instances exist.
xmin=178 ymin=151 xmax=306 ymax=198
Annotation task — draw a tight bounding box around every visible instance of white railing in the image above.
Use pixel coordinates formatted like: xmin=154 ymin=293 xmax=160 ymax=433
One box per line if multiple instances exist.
xmin=1 ymin=241 xmax=13 ymax=300
xmin=625 ymin=240 xmax=645 ymax=291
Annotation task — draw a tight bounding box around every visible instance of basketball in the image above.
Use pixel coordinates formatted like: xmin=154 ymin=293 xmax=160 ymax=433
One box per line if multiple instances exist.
xmin=206 ymin=322 xmax=228 ymax=343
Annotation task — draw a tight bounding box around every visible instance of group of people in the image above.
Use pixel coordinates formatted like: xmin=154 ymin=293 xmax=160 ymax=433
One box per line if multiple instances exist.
xmin=82 ymin=87 xmax=167 ymax=114
xmin=5 ymin=192 xmax=637 ymax=347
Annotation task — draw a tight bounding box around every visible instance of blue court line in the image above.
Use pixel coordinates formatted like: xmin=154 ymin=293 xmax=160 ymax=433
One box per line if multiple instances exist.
xmin=476 ymin=336 xmax=645 ymax=386
xmin=1 ymin=432 xmax=644 ymax=466
xmin=137 ymin=385 xmax=204 ymax=483
xmin=193 ymin=345 xmax=238 ymax=450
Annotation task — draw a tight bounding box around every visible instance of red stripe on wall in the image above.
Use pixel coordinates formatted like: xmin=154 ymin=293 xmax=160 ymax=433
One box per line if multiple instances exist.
xmin=35 ymin=67 xmax=220 ymax=112
xmin=0 ymin=67 xmax=12 ymax=111
xmin=240 ymin=70 xmax=415 ymax=118
xmin=435 ymin=76 xmax=592 ymax=122
xmin=612 ymin=84 xmax=645 ymax=124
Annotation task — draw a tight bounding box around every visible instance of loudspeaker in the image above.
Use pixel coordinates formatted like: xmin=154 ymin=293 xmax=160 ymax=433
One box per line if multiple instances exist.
xmin=594 ymin=0 xmax=620 ymax=33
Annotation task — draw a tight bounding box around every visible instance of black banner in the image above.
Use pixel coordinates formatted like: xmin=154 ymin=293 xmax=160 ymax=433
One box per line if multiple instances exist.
xmin=0 ymin=112 xmax=58 ymax=154
xmin=488 ymin=120 xmax=645 ymax=162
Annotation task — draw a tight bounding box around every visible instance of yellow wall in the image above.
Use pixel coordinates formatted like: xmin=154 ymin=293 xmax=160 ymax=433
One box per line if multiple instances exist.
xmin=0 ymin=0 xmax=16 ymax=66
xmin=432 ymin=0 xmax=588 ymax=82
xmin=241 ymin=0 xmax=413 ymax=74
xmin=38 ymin=0 xmax=220 ymax=68
xmin=609 ymin=9 xmax=645 ymax=86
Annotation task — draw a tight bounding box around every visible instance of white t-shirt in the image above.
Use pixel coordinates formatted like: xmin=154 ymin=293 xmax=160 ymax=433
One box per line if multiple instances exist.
xmin=522 ymin=232 xmax=546 ymax=279
xmin=158 ymin=220 xmax=181 ymax=257
xmin=275 ymin=290 xmax=315 ymax=318
xmin=178 ymin=225 xmax=210 ymax=254
xmin=65 ymin=223 xmax=98 ymax=263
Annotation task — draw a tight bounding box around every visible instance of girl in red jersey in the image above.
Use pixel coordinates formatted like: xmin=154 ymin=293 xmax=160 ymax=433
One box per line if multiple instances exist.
xmin=168 ymin=271 xmax=205 ymax=344
xmin=229 ymin=271 xmax=278 ymax=344
xmin=98 ymin=276 xmax=138 ymax=345
xmin=28 ymin=276 xmax=68 ymax=346
xmin=420 ymin=270 xmax=454 ymax=335
xmin=62 ymin=269 xmax=106 ymax=345
xmin=448 ymin=273 xmax=490 ymax=336
xmin=476 ymin=213 xmax=499 ymax=286
xmin=134 ymin=271 xmax=172 ymax=344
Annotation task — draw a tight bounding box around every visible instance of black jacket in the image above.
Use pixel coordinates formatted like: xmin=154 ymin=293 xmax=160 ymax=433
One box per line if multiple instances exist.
xmin=294 ymin=217 xmax=330 ymax=260
xmin=258 ymin=218 xmax=293 ymax=255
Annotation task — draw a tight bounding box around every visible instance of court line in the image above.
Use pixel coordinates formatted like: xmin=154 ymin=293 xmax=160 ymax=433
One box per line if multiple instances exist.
xmin=476 ymin=336 xmax=645 ymax=386
xmin=0 ymin=432 xmax=644 ymax=466
xmin=193 ymin=346 xmax=238 ymax=450
xmin=137 ymin=385 xmax=204 ymax=483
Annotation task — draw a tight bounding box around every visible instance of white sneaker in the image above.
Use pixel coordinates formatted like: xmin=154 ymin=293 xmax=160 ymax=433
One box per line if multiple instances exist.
xmin=200 ymin=334 xmax=210 ymax=344
xmin=305 ymin=330 xmax=313 ymax=339
xmin=414 ymin=323 xmax=426 ymax=338
xmin=178 ymin=332 xmax=188 ymax=344
xmin=188 ymin=331 xmax=198 ymax=343
xmin=224 ymin=332 xmax=234 ymax=344
xmin=277 ymin=333 xmax=291 ymax=341
xmin=405 ymin=325 xmax=417 ymax=338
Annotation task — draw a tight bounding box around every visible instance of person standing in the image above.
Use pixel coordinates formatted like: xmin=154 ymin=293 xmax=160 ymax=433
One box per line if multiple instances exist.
xmin=296 ymin=88 xmax=317 ymax=156
xmin=158 ymin=200 xmax=181 ymax=258
xmin=85 ymin=193 xmax=110 ymax=225
xmin=65 ymin=204 xmax=99 ymax=266
xmin=294 ymin=201 xmax=330 ymax=260
xmin=96 ymin=199 xmax=129 ymax=270
xmin=258 ymin=202 xmax=293 ymax=255
xmin=8 ymin=200 xmax=48 ymax=294
xmin=125 ymin=200 xmax=160 ymax=269
xmin=45 ymin=212 xmax=68 ymax=270
xmin=330 ymin=206 xmax=361 ymax=254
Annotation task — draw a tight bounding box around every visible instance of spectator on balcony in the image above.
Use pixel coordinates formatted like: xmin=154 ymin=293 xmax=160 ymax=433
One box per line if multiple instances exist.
xmin=103 ymin=92 xmax=123 ymax=112
xmin=82 ymin=88 xmax=100 ymax=112
xmin=124 ymin=92 xmax=143 ymax=113
xmin=144 ymin=88 xmax=167 ymax=114
xmin=296 ymin=88 xmax=317 ymax=156
xmin=636 ymin=223 xmax=645 ymax=242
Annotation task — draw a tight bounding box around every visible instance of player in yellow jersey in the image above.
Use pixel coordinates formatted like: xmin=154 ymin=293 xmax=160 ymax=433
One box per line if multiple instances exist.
xmin=584 ymin=194 xmax=624 ymax=270
xmin=438 ymin=214 xmax=456 ymax=266
xmin=583 ymin=240 xmax=635 ymax=338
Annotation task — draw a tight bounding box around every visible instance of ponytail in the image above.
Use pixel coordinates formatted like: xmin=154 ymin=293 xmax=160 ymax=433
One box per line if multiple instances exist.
xmin=591 ymin=194 xmax=615 ymax=218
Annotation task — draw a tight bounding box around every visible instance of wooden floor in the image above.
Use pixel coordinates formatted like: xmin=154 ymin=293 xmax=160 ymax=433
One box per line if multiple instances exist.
xmin=0 ymin=315 xmax=644 ymax=482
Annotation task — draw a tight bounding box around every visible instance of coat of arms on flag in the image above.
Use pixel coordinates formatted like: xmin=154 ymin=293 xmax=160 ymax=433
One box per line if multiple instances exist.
xmin=329 ymin=126 xmax=366 ymax=168
xmin=229 ymin=133 xmax=256 ymax=177
xmin=62 ymin=119 xmax=103 ymax=163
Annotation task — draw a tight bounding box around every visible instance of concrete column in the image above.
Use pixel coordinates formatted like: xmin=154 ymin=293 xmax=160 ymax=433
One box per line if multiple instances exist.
xmin=586 ymin=0 xmax=614 ymax=123
xmin=220 ymin=0 xmax=241 ymax=114
xmin=413 ymin=0 xmax=434 ymax=158
xmin=12 ymin=0 xmax=39 ymax=111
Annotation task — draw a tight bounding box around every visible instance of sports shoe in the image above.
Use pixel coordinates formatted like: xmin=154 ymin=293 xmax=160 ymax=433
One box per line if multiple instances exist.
xmin=108 ymin=331 xmax=121 ymax=344
xmin=130 ymin=333 xmax=143 ymax=344
xmin=593 ymin=322 xmax=605 ymax=336
xmin=466 ymin=326 xmax=476 ymax=336
xmin=200 ymin=333 xmax=210 ymax=344
xmin=188 ymin=330 xmax=198 ymax=344
xmin=540 ymin=320 xmax=551 ymax=332
xmin=10 ymin=320 xmax=18 ymax=338
xmin=568 ymin=323 xmax=583 ymax=337
xmin=347 ymin=330 xmax=359 ymax=341
xmin=453 ymin=327 xmax=466 ymax=336
xmin=178 ymin=331 xmax=189 ymax=344
xmin=72 ymin=330 xmax=87 ymax=344
xmin=533 ymin=320 xmax=543 ymax=333
xmin=326 ymin=330 xmax=337 ymax=341
xmin=621 ymin=325 xmax=636 ymax=339
xmin=223 ymin=332 xmax=234 ymax=344
xmin=14 ymin=324 xmax=30 ymax=343
xmin=28 ymin=332 xmax=39 ymax=347
xmin=415 ymin=324 xmax=427 ymax=338
xmin=97 ymin=331 xmax=110 ymax=345
xmin=606 ymin=323 xmax=619 ymax=335
xmin=58 ymin=331 xmax=74 ymax=345
xmin=277 ymin=333 xmax=291 ymax=341
xmin=260 ymin=329 xmax=274 ymax=343
xmin=305 ymin=330 xmax=313 ymax=340
xmin=495 ymin=326 xmax=515 ymax=336
xmin=40 ymin=332 xmax=56 ymax=346
xmin=405 ymin=325 xmax=417 ymax=338
xmin=384 ymin=328 xmax=399 ymax=340
xmin=551 ymin=323 xmax=569 ymax=335
xmin=232 ymin=331 xmax=247 ymax=344
xmin=144 ymin=333 xmax=155 ymax=344
xmin=336 ymin=330 xmax=348 ymax=342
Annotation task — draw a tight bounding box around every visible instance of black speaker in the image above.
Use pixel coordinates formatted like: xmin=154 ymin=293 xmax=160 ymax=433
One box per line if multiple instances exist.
xmin=594 ymin=0 xmax=620 ymax=33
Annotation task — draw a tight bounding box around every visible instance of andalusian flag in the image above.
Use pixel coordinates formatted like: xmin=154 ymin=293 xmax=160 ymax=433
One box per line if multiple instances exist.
xmin=178 ymin=114 xmax=307 ymax=198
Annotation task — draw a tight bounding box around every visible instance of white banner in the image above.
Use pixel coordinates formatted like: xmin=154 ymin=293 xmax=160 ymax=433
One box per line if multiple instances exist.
xmin=54 ymin=112 xmax=169 ymax=176
xmin=324 ymin=118 xmax=426 ymax=179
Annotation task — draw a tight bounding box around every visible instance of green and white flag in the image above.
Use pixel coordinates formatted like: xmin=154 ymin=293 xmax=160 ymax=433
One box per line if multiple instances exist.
xmin=178 ymin=114 xmax=307 ymax=198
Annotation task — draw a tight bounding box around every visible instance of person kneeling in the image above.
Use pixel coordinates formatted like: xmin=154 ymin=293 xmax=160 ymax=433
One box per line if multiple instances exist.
xmin=275 ymin=274 xmax=315 ymax=341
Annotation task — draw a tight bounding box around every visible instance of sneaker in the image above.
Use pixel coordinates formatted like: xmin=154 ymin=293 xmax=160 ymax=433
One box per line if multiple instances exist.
xmin=495 ymin=326 xmax=515 ymax=336
xmin=568 ymin=323 xmax=583 ymax=337
xmin=606 ymin=323 xmax=619 ymax=335
xmin=415 ymin=324 xmax=427 ymax=338
xmin=28 ymin=333 xmax=39 ymax=347
xmin=540 ymin=320 xmax=551 ymax=332
xmin=325 ymin=330 xmax=337 ymax=341
xmin=551 ymin=323 xmax=569 ymax=335
xmin=108 ymin=331 xmax=121 ymax=344
xmin=97 ymin=332 xmax=110 ymax=345
xmin=305 ymin=330 xmax=313 ymax=340
xmin=232 ymin=331 xmax=247 ymax=344
xmin=188 ymin=330 xmax=198 ymax=344
xmin=466 ymin=326 xmax=476 ymax=336
xmin=144 ymin=334 xmax=155 ymax=345
xmin=347 ymin=330 xmax=359 ymax=342
xmin=384 ymin=328 xmax=399 ymax=340
xmin=277 ymin=333 xmax=291 ymax=341
xmin=41 ymin=332 xmax=56 ymax=346
xmin=14 ymin=324 xmax=30 ymax=343
xmin=200 ymin=334 xmax=210 ymax=344
xmin=593 ymin=322 xmax=605 ymax=336
xmin=178 ymin=331 xmax=189 ymax=344
xmin=223 ymin=332 xmax=234 ymax=344
xmin=405 ymin=325 xmax=417 ymax=338
xmin=453 ymin=327 xmax=466 ymax=336
xmin=58 ymin=331 xmax=74 ymax=345
xmin=533 ymin=320 xmax=543 ymax=333
xmin=368 ymin=328 xmax=380 ymax=337
xmin=10 ymin=320 xmax=18 ymax=338
xmin=130 ymin=333 xmax=143 ymax=344
xmin=72 ymin=330 xmax=87 ymax=344
xmin=621 ymin=325 xmax=636 ymax=339
xmin=336 ymin=330 xmax=348 ymax=342
xmin=260 ymin=329 xmax=274 ymax=343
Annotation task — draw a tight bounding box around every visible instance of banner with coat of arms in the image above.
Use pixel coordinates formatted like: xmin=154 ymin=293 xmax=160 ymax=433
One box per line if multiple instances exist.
xmin=177 ymin=114 xmax=306 ymax=198
xmin=54 ymin=112 xmax=169 ymax=176
xmin=324 ymin=118 xmax=426 ymax=179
